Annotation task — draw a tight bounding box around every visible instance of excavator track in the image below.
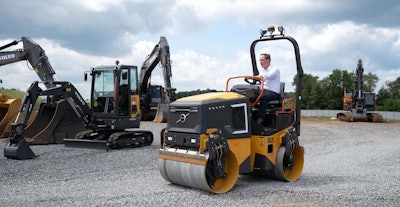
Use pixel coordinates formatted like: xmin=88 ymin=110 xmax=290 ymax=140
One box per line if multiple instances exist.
xmin=337 ymin=112 xmax=353 ymax=122
xmin=108 ymin=130 xmax=153 ymax=149
xmin=65 ymin=129 xmax=153 ymax=150
xmin=368 ymin=113 xmax=383 ymax=123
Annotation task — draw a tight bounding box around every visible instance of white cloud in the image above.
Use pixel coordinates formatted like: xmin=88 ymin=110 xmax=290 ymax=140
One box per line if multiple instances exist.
xmin=1 ymin=0 xmax=400 ymax=98
xmin=63 ymin=0 xmax=125 ymax=12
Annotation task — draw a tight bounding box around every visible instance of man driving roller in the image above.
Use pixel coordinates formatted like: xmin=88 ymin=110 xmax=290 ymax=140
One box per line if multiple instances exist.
xmin=257 ymin=53 xmax=280 ymax=125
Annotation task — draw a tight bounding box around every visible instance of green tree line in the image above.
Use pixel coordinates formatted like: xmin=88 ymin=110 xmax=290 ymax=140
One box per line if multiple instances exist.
xmin=292 ymin=70 xmax=400 ymax=111
xmin=175 ymin=88 xmax=219 ymax=99
xmin=176 ymin=70 xmax=399 ymax=111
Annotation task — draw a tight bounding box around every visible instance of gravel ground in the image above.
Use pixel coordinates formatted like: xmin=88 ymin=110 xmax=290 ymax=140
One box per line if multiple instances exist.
xmin=1 ymin=118 xmax=399 ymax=206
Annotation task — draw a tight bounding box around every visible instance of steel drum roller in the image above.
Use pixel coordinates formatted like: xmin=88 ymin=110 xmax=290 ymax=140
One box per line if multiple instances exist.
xmin=159 ymin=150 xmax=239 ymax=194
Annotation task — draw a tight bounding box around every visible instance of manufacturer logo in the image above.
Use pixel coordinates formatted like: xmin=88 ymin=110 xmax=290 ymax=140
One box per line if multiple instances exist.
xmin=176 ymin=113 xmax=190 ymax=123
xmin=0 ymin=54 xmax=16 ymax=61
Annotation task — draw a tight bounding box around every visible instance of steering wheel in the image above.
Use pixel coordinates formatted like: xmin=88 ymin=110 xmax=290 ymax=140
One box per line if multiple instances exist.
xmin=244 ymin=77 xmax=261 ymax=85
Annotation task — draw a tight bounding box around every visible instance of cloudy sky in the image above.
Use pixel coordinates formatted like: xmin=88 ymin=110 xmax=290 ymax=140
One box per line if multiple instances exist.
xmin=1 ymin=0 xmax=399 ymax=99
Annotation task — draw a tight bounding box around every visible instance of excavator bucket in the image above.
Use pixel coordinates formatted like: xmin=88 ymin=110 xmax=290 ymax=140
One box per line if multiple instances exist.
xmin=3 ymin=135 xmax=35 ymax=160
xmin=153 ymin=103 xmax=168 ymax=123
xmin=24 ymin=99 xmax=86 ymax=144
xmin=0 ymin=94 xmax=21 ymax=137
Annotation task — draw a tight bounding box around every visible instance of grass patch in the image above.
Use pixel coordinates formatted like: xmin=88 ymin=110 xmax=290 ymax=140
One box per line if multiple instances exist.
xmin=1 ymin=88 xmax=42 ymax=109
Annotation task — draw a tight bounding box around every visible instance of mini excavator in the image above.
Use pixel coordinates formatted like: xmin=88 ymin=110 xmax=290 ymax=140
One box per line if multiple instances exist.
xmin=4 ymin=62 xmax=154 ymax=160
xmin=158 ymin=26 xmax=305 ymax=193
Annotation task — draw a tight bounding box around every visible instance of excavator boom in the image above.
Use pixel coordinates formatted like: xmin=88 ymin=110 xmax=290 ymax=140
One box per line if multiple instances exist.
xmin=0 ymin=37 xmax=57 ymax=88
xmin=138 ymin=36 xmax=176 ymax=122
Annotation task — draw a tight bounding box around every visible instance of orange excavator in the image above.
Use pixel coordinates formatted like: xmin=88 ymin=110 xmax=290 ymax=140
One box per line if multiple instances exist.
xmin=336 ymin=59 xmax=383 ymax=122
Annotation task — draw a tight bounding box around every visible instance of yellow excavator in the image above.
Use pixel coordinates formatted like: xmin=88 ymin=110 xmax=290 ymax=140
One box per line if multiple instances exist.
xmin=158 ymin=26 xmax=305 ymax=193
xmin=336 ymin=59 xmax=383 ymax=122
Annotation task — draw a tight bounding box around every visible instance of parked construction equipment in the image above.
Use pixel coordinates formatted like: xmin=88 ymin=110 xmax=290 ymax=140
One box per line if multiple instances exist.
xmin=4 ymin=62 xmax=154 ymax=159
xmin=1 ymin=36 xmax=175 ymax=147
xmin=158 ymin=26 xmax=305 ymax=193
xmin=336 ymin=59 xmax=383 ymax=122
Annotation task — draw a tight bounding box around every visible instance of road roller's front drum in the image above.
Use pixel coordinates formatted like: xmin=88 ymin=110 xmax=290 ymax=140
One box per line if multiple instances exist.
xmin=158 ymin=150 xmax=239 ymax=194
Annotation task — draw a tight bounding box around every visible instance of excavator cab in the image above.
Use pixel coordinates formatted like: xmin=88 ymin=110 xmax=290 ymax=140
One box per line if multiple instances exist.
xmin=90 ymin=65 xmax=141 ymax=128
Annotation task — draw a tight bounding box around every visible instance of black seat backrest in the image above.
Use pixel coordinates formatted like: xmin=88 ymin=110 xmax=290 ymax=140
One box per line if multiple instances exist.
xmin=278 ymin=82 xmax=285 ymax=100
xmin=266 ymin=82 xmax=285 ymax=107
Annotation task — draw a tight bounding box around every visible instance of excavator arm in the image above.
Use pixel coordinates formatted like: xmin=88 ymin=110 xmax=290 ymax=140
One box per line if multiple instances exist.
xmin=138 ymin=36 xmax=176 ymax=122
xmin=138 ymin=36 xmax=175 ymax=103
xmin=4 ymin=81 xmax=94 ymax=159
xmin=0 ymin=37 xmax=56 ymax=88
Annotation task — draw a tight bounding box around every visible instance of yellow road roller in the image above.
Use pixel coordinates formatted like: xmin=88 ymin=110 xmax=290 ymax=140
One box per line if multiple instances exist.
xmin=158 ymin=26 xmax=305 ymax=193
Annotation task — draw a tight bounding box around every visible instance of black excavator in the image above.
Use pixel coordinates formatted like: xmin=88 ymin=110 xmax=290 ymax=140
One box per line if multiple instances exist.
xmin=336 ymin=59 xmax=383 ymax=122
xmin=158 ymin=26 xmax=305 ymax=193
xmin=138 ymin=36 xmax=176 ymax=122
xmin=4 ymin=61 xmax=154 ymax=160
xmin=0 ymin=37 xmax=62 ymax=139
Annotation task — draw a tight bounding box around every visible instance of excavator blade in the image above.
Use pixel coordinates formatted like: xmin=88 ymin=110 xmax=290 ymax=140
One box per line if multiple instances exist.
xmin=24 ymin=99 xmax=86 ymax=144
xmin=153 ymin=103 xmax=168 ymax=123
xmin=0 ymin=95 xmax=21 ymax=137
xmin=3 ymin=136 xmax=35 ymax=160
xmin=64 ymin=138 xmax=109 ymax=150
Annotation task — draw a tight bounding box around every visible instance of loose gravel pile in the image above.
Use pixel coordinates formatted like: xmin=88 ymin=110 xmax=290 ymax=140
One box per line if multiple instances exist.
xmin=1 ymin=118 xmax=399 ymax=206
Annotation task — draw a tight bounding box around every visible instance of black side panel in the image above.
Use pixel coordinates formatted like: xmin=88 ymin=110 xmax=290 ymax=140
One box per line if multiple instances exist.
xmin=239 ymin=155 xmax=252 ymax=174
xmin=252 ymin=112 xmax=294 ymax=136
xmin=253 ymin=153 xmax=274 ymax=171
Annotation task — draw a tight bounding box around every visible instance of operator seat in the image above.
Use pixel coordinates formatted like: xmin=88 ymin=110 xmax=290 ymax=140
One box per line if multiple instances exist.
xmin=266 ymin=82 xmax=285 ymax=111
xmin=230 ymin=82 xmax=285 ymax=110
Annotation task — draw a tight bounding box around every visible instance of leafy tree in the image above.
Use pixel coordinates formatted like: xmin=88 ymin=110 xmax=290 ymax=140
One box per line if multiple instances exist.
xmin=377 ymin=77 xmax=400 ymax=111
xmin=363 ymin=72 xmax=379 ymax=92
xmin=377 ymin=99 xmax=400 ymax=111
xmin=319 ymin=69 xmax=354 ymax=109
xmin=292 ymin=73 xmax=321 ymax=109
